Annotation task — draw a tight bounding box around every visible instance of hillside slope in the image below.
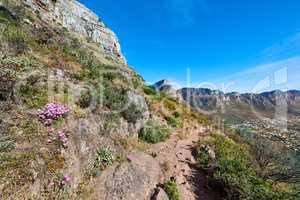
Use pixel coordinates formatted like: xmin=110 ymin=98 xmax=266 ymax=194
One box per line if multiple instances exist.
xmin=0 ymin=0 xmax=211 ymax=199
xmin=0 ymin=1 xmax=299 ymax=199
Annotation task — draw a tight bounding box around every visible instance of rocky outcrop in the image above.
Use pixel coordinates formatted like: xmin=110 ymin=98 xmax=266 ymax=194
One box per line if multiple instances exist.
xmin=152 ymin=80 xmax=178 ymax=99
xmin=153 ymin=188 xmax=169 ymax=200
xmin=23 ymin=0 xmax=125 ymax=63
xmin=90 ymin=151 xmax=162 ymax=200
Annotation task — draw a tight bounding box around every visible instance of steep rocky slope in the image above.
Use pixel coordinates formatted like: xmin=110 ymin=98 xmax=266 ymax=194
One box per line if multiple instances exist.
xmin=23 ymin=0 xmax=125 ymax=63
xmin=1 ymin=1 xmax=298 ymax=199
xmin=0 ymin=1 xmax=211 ymax=199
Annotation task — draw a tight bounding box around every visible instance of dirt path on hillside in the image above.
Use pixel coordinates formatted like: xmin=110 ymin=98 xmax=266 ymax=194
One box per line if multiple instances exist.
xmin=148 ymin=129 xmax=222 ymax=200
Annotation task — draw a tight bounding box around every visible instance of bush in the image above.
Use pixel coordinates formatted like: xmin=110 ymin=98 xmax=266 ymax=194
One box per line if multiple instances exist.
xmin=34 ymin=26 xmax=54 ymax=46
xmin=195 ymin=134 xmax=293 ymax=200
xmin=19 ymin=83 xmax=48 ymax=108
xmin=195 ymin=145 xmax=213 ymax=166
xmin=163 ymin=180 xmax=180 ymax=200
xmin=165 ymin=115 xmax=180 ymax=128
xmin=77 ymin=90 xmax=92 ymax=109
xmin=164 ymin=98 xmax=177 ymax=110
xmin=132 ymin=73 xmax=144 ymax=89
xmin=21 ymin=118 xmax=43 ymax=141
xmin=0 ymin=136 xmax=15 ymax=153
xmin=0 ymin=6 xmax=15 ymax=23
xmin=173 ymin=111 xmax=180 ymax=118
xmin=103 ymin=86 xmax=128 ymax=111
xmin=121 ymin=103 xmax=144 ymax=124
xmin=1 ymin=24 xmax=29 ymax=55
xmin=102 ymin=113 xmax=120 ymax=133
xmin=138 ymin=120 xmax=170 ymax=144
xmin=143 ymin=85 xmax=157 ymax=96
xmin=94 ymin=146 xmax=114 ymax=170
xmin=0 ymin=56 xmax=39 ymax=70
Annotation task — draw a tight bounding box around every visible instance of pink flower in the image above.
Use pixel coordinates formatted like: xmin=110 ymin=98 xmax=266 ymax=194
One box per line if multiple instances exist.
xmin=38 ymin=103 xmax=69 ymax=125
xmin=57 ymin=130 xmax=69 ymax=148
xmin=62 ymin=174 xmax=71 ymax=184
xmin=127 ymin=155 xmax=133 ymax=162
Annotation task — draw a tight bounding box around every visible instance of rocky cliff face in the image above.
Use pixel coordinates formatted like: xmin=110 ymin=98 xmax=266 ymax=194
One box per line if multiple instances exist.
xmin=23 ymin=0 xmax=125 ymax=63
xmin=152 ymin=79 xmax=178 ymax=98
xmin=153 ymin=80 xmax=300 ymax=118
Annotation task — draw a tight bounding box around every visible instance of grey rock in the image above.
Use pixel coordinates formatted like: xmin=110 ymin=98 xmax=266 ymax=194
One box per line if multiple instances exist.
xmin=152 ymin=79 xmax=178 ymax=99
xmin=91 ymin=151 xmax=161 ymax=200
xmin=23 ymin=0 xmax=125 ymax=63
xmin=127 ymin=90 xmax=149 ymax=118
xmin=154 ymin=188 xmax=169 ymax=200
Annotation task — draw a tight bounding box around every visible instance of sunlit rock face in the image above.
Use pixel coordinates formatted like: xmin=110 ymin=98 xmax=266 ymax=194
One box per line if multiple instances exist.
xmin=24 ymin=0 xmax=125 ymax=63
xmin=152 ymin=79 xmax=178 ymax=99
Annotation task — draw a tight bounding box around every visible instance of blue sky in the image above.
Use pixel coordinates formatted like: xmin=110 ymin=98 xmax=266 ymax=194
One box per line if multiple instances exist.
xmin=79 ymin=0 xmax=300 ymax=92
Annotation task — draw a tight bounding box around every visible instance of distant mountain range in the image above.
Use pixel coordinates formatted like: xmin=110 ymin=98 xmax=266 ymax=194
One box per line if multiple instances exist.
xmin=153 ymin=80 xmax=300 ymax=120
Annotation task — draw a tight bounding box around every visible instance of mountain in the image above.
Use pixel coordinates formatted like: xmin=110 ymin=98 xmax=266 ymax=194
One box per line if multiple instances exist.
xmin=1 ymin=1 xmax=299 ymax=199
xmin=153 ymin=80 xmax=300 ymax=119
xmin=152 ymin=79 xmax=177 ymax=98
xmin=0 ymin=1 xmax=212 ymax=199
xmin=10 ymin=0 xmax=125 ymax=63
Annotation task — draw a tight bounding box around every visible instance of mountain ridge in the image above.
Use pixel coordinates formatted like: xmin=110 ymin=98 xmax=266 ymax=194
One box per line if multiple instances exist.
xmin=153 ymin=79 xmax=300 ymax=118
xmin=153 ymin=79 xmax=300 ymax=95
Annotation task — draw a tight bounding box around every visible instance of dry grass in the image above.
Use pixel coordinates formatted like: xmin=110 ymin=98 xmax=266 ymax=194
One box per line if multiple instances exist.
xmin=114 ymin=137 xmax=150 ymax=152
xmin=160 ymin=160 xmax=170 ymax=176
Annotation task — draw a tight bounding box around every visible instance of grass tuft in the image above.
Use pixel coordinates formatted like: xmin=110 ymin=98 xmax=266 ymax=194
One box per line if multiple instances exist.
xmin=163 ymin=180 xmax=180 ymax=200
xmin=138 ymin=120 xmax=170 ymax=144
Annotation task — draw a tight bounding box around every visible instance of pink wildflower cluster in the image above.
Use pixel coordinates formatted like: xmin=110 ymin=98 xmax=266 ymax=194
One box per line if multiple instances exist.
xmin=62 ymin=174 xmax=71 ymax=185
xmin=58 ymin=130 xmax=68 ymax=148
xmin=38 ymin=103 xmax=69 ymax=125
xmin=47 ymin=127 xmax=69 ymax=148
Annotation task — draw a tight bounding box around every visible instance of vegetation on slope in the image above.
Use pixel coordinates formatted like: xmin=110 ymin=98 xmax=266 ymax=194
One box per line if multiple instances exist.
xmin=138 ymin=120 xmax=170 ymax=144
xmin=163 ymin=180 xmax=180 ymax=200
xmin=195 ymin=134 xmax=299 ymax=200
xmin=0 ymin=1 xmax=211 ymax=199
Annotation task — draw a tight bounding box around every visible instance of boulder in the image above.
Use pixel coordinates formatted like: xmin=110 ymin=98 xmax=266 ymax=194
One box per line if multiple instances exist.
xmin=90 ymin=151 xmax=162 ymax=200
xmin=154 ymin=188 xmax=169 ymax=200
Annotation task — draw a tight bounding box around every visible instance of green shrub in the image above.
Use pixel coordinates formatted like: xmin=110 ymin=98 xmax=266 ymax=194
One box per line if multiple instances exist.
xmin=165 ymin=116 xmax=180 ymax=128
xmin=173 ymin=111 xmax=180 ymax=118
xmin=94 ymin=146 xmax=114 ymax=170
xmin=138 ymin=120 xmax=170 ymax=144
xmin=77 ymin=90 xmax=92 ymax=109
xmin=72 ymin=68 xmax=91 ymax=81
xmin=102 ymin=113 xmax=120 ymax=133
xmin=121 ymin=103 xmax=144 ymax=123
xmin=163 ymin=180 xmax=180 ymax=200
xmin=0 ymin=6 xmax=15 ymax=23
xmin=19 ymin=82 xmax=48 ymax=108
xmin=0 ymin=56 xmax=39 ymax=70
xmin=195 ymin=134 xmax=293 ymax=200
xmin=34 ymin=26 xmax=53 ymax=46
xmin=0 ymin=136 xmax=15 ymax=153
xmin=164 ymin=98 xmax=177 ymax=110
xmin=195 ymin=145 xmax=213 ymax=166
xmin=103 ymin=86 xmax=128 ymax=111
xmin=1 ymin=24 xmax=29 ymax=55
xmin=132 ymin=73 xmax=144 ymax=89
xmin=143 ymin=85 xmax=157 ymax=96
